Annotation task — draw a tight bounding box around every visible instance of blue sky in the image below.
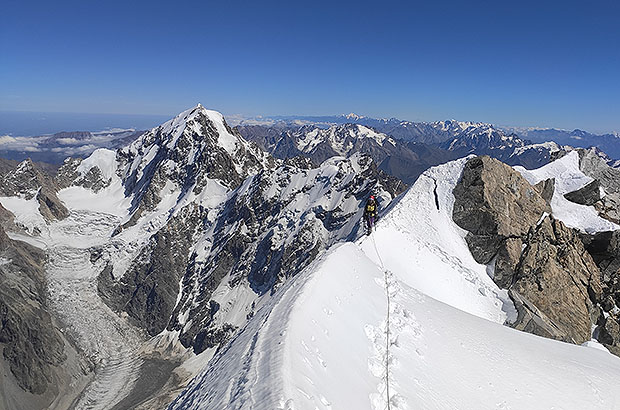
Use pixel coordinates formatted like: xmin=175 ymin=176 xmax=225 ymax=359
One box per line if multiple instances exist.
xmin=1 ymin=0 xmax=619 ymax=133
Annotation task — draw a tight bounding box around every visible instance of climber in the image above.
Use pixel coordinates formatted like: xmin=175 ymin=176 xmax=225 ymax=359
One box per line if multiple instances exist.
xmin=364 ymin=195 xmax=378 ymax=235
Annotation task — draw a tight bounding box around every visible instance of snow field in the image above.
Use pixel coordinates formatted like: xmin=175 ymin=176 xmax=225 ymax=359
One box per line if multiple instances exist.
xmin=515 ymin=150 xmax=620 ymax=233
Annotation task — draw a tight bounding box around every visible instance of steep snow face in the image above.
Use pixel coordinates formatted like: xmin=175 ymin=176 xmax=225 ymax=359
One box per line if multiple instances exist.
xmin=515 ymin=150 xmax=620 ymax=233
xmin=170 ymin=158 xmax=620 ymax=410
xmin=77 ymin=148 xmax=118 ymax=181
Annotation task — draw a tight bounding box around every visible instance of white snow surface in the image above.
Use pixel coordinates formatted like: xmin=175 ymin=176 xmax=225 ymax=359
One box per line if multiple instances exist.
xmin=77 ymin=148 xmax=118 ymax=180
xmin=171 ymin=158 xmax=620 ymax=410
xmin=515 ymin=150 xmax=620 ymax=233
xmin=0 ymin=193 xmax=47 ymax=235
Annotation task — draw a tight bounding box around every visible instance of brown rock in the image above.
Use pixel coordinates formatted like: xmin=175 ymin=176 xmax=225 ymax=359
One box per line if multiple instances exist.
xmin=36 ymin=187 xmax=69 ymax=221
xmin=453 ymin=156 xmax=550 ymax=238
xmin=595 ymin=193 xmax=620 ymax=225
xmin=453 ymin=156 xmax=550 ymax=274
xmin=508 ymin=289 xmax=572 ymax=342
xmin=533 ymin=178 xmax=555 ymax=205
xmin=512 ymin=216 xmax=602 ymax=344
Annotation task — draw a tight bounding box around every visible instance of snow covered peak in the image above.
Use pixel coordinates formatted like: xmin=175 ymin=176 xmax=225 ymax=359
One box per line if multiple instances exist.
xmin=343 ymin=112 xmax=365 ymax=120
xmin=295 ymin=123 xmax=394 ymax=155
xmin=432 ymin=119 xmax=493 ymax=134
xmin=141 ymin=104 xmax=237 ymax=153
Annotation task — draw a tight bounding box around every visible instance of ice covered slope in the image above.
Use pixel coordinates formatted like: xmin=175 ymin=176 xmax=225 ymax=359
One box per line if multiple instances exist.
xmin=171 ymin=158 xmax=620 ymax=409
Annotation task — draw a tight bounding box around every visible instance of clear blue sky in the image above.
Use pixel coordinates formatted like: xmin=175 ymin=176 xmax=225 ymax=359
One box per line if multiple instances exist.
xmin=1 ymin=0 xmax=619 ymax=133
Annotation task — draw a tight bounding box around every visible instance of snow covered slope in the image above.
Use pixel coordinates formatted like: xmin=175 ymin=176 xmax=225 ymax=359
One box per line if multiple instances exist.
xmin=170 ymin=158 xmax=620 ymax=410
xmin=515 ymin=150 xmax=620 ymax=233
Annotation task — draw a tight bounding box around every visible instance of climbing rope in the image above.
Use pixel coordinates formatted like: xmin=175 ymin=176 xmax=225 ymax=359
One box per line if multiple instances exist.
xmin=371 ymin=232 xmax=392 ymax=410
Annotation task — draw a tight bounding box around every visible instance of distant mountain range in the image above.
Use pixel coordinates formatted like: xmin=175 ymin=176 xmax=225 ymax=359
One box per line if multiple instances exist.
xmin=501 ymin=126 xmax=620 ymax=159
xmin=230 ymin=114 xmax=620 ymax=161
xmin=238 ymin=120 xmax=570 ymax=184
xmin=1 ymin=113 xmax=618 ymax=173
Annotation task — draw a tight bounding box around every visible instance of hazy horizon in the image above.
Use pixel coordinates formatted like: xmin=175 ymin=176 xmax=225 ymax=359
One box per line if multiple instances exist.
xmin=1 ymin=107 xmax=618 ymax=138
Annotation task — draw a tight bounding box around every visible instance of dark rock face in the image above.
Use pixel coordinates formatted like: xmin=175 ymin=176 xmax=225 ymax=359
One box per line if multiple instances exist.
xmin=582 ymin=230 xmax=620 ymax=285
xmin=581 ymin=230 xmax=620 ymax=352
xmin=564 ymin=180 xmax=601 ymax=206
xmin=512 ymin=216 xmax=602 ymax=344
xmin=0 ymin=226 xmax=67 ymax=396
xmin=36 ymin=186 xmax=69 ymax=221
xmin=99 ymin=205 xmax=198 ymax=336
xmin=0 ymin=203 xmax=15 ymax=232
xmin=598 ymin=316 xmax=620 ymax=346
xmin=453 ymin=155 xmax=550 ymax=273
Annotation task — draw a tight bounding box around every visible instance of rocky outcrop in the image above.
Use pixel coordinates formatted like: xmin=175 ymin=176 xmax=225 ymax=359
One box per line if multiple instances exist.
xmin=564 ymin=180 xmax=600 ymax=206
xmin=533 ymin=178 xmax=555 ymax=204
xmin=0 ymin=203 xmax=15 ymax=232
xmin=595 ymin=194 xmax=620 ymax=225
xmin=453 ymin=156 xmax=550 ymax=286
xmin=511 ymin=216 xmax=602 ymax=344
xmin=572 ymin=148 xmax=620 ymax=224
xmin=453 ymin=156 xmax=606 ymax=348
xmin=508 ymin=289 xmax=572 ymax=342
xmin=581 ymin=230 xmax=620 ymax=352
xmin=578 ymin=148 xmax=620 ymax=194
xmin=36 ymin=187 xmax=69 ymax=221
